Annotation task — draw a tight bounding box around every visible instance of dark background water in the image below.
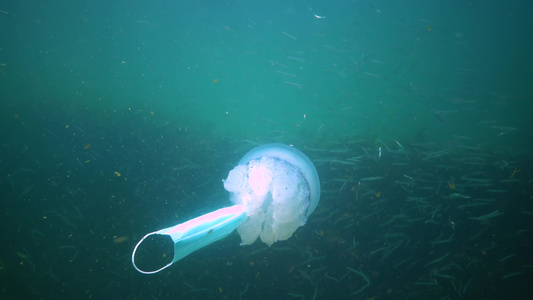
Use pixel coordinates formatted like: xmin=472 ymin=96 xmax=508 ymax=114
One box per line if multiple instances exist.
xmin=1 ymin=0 xmax=532 ymax=299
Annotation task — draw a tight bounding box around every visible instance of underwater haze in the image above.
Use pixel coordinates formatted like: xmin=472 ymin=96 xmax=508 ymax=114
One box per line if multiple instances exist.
xmin=1 ymin=0 xmax=532 ymax=299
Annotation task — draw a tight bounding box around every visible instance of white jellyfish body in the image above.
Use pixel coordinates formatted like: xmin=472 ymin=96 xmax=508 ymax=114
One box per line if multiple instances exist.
xmin=223 ymin=144 xmax=319 ymax=247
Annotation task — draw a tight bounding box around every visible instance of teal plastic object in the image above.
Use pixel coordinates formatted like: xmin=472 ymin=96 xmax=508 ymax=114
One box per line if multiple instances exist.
xmin=132 ymin=205 xmax=246 ymax=274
